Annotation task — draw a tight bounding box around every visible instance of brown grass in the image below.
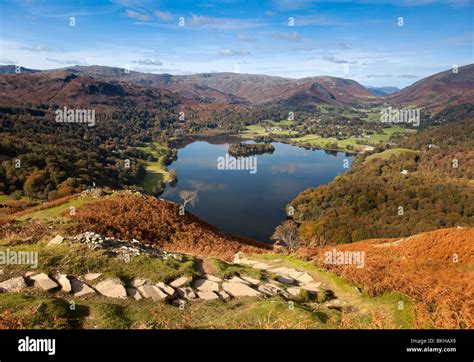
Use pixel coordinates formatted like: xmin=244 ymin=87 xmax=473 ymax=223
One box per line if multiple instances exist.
xmin=297 ymin=227 xmax=474 ymax=329
xmin=71 ymin=195 xmax=271 ymax=261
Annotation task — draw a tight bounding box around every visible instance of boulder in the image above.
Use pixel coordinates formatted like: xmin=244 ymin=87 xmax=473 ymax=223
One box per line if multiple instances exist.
xmin=84 ymin=273 xmax=102 ymax=281
xmin=95 ymin=278 xmax=127 ymax=299
xmin=126 ymin=287 xmax=142 ymax=301
xmin=71 ymin=279 xmax=96 ymax=297
xmin=194 ymin=279 xmax=219 ymax=292
xmin=30 ymin=273 xmax=59 ymax=291
xmin=197 ymin=291 xmax=219 ymax=300
xmin=169 ymin=276 xmax=190 ymax=288
xmin=137 ymin=285 xmax=167 ymax=301
xmin=222 ymin=282 xmax=262 ymax=297
xmin=47 ymin=235 xmax=64 ymax=246
xmin=55 ymin=274 xmax=72 ymax=292
xmin=241 ymin=276 xmax=260 ymax=286
xmin=277 ymin=275 xmax=295 ymax=285
xmin=176 ymin=287 xmax=197 ymax=300
xmin=155 ymin=282 xmax=175 ymax=296
xmin=0 ymin=277 xmax=27 ymax=292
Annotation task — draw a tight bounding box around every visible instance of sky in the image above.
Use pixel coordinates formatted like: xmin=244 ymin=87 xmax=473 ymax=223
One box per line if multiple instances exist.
xmin=0 ymin=0 xmax=473 ymax=88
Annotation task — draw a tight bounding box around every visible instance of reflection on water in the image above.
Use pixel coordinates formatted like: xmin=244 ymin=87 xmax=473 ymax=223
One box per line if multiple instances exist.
xmin=161 ymin=139 xmax=353 ymax=243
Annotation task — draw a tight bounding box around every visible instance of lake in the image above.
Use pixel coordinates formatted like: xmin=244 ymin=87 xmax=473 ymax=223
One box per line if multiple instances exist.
xmin=161 ymin=139 xmax=353 ymax=243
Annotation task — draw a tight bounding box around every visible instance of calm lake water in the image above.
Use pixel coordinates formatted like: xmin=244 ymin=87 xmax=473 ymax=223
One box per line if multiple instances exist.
xmin=162 ymin=139 xmax=353 ymax=243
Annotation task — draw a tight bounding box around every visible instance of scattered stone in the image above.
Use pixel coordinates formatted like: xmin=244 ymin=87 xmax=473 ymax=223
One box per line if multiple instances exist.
xmin=176 ymin=287 xmax=197 ymax=300
xmin=170 ymin=276 xmax=190 ymax=288
xmin=95 ymin=278 xmax=127 ymax=299
xmin=155 ymin=282 xmax=175 ymax=296
xmin=137 ymin=285 xmax=167 ymax=301
xmin=172 ymin=254 xmax=183 ymax=262
xmin=55 ymin=274 xmax=72 ymax=292
xmin=84 ymin=273 xmax=102 ymax=281
xmin=130 ymin=277 xmax=147 ymax=287
xmin=126 ymin=288 xmax=142 ymax=301
xmin=47 ymin=235 xmax=64 ymax=246
xmin=252 ymin=263 xmax=270 ymax=270
xmin=194 ymin=279 xmax=219 ymax=292
xmin=197 ymin=291 xmax=219 ymax=300
xmin=228 ymin=276 xmax=251 ymax=285
xmin=222 ymin=282 xmax=262 ymax=297
xmin=241 ymin=276 xmax=260 ymax=286
xmin=0 ymin=277 xmax=27 ymax=292
xmin=204 ymin=274 xmax=222 ymax=282
xmin=277 ymin=275 xmax=295 ymax=285
xmin=71 ymin=279 xmax=96 ymax=297
xmin=30 ymin=273 xmax=59 ymax=291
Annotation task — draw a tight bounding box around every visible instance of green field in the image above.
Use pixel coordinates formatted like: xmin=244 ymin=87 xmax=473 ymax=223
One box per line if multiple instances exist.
xmin=135 ymin=142 xmax=173 ymax=194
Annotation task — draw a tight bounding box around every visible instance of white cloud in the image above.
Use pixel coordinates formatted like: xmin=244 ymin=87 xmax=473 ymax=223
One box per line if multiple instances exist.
xmin=218 ymin=49 xmax=252 ymax=56
xmin=154 ymin=10 xmax=173 ymax=21
xmin=124 ymin=9 xmax=151 ymax=21
xmin=271 ymin=32 xmax=302 ymax=42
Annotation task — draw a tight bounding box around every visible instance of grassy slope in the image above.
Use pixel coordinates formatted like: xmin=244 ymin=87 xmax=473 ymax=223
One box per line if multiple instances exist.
xmin=135 ymin=142 xmax=172 ymax=193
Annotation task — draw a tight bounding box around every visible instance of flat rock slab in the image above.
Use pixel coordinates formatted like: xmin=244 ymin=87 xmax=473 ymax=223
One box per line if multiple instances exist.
xmin=137 ymin=285 xmax=167 ymax=301
xmin=301 ymin=282 xmax=321 ymax=294
xmin=268 ymin=267 xmax=300 ymax=276
xmin=177 ymin=287 xmax=197 ymax=300
xmin=197 ymin=291 xmax=219 ymax=300
xmin=194 ymin=279 xmax=219 ymax=292
xmin=228 ymin=276 xmax=251 ymax=285
xmin=170 ymin=276 xmax=190 ymax=288
xmin=241 ymin=276 xmax=260 ymax=286
xmin=204 ymin=274 xmax=222 ymax=282
xmin=258 ymin=283 xmax=283 ymax=296
xmin=252 ymin=263 xmax=271 ymax=270
xmin=126 ymin=288 xmax=142 ymax=301
xmin=71 ymin=279 xmax=96 ymax=297
xmin=277 ymin=275 xmax=295 ymax=285
xmin=217 ymin=291 xmax=230 ymax=300
xmin=130 ymin=277 xmax=147 ymax=287
xmin=0 ymin=277 xmax=27 ymax=292
xmin=156 ymin=282 xmax=175 ymax=296
xmin=95 ymin=278 xmax=127 ymax=299
xmin=222 ymin=282 xmax=262 ymax=297
xmin=236 ymin=259 xmax=258 ymax=266
xmin=30 ymin=273 xmax=59 ymax=291
xmin=294 ymin=273 xmax=313 ymax=284
xmin=286 ymin=287 xmax=303 ymax=297
xmin=55 ymin=274 xmax=72 ymax=292
xmin=84 ymin=273 xmax=102 ymax=281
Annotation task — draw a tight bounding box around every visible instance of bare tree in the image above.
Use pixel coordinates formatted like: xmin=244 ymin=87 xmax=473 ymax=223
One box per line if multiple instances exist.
xmin=179 ymin=190 xmax=198 ymax=209
xmin=271 ymin=220 xmax=299 ymax=252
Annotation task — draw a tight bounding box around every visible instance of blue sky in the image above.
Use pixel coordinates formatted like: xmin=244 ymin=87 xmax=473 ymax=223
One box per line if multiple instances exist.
xmin=0 ymin=0 xmax=472 ymax=87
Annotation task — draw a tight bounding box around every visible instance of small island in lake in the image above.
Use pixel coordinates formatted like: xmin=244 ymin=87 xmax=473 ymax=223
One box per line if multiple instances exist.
xmin=228 ymin=142 xmax=275 ymax=157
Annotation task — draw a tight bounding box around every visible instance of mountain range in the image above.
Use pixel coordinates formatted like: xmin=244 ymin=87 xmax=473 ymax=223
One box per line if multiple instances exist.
xmin=1 ymin=64 xmax=473 ymax=113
